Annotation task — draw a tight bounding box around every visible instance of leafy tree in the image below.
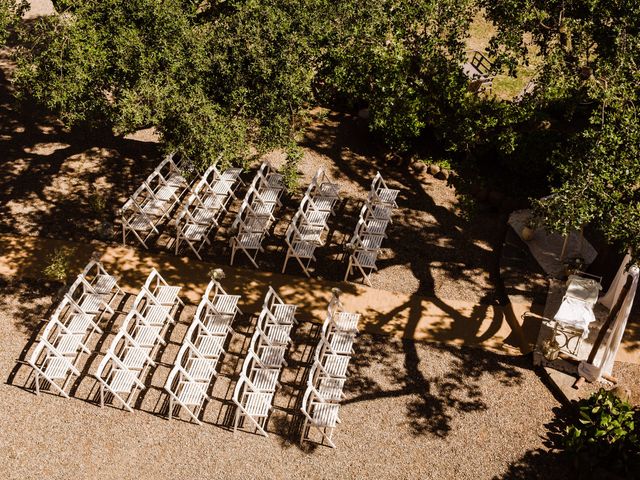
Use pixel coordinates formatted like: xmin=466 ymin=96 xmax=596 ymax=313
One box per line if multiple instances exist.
xmin=13 ymin=0 xmax=480 ymax=163
xmin=0 ymin=0 xmax=27 ymax=44
xmin=475 ymin=0 xmax=640 ymax=260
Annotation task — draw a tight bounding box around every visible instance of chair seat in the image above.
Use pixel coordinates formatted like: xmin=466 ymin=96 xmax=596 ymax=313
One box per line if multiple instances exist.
xmin=270 ymin=304 xmax=297 ymax=324
xmin=250 ymin=201 xmax=276 ymax=217
xmin=310 ymin=401 xmax=340 ymax=427
xmin=265 ymin=173 xmax=284 ymax=189
xmin=154 ymin=184 xmax=179 ymax=202
xmin=242 ymin=391 xmax=272 ymax=417
xmin=126 ymin=212 xmax=154 ymax=231
xmin=243 ymin=216 xmax=271 ymax=233
xmin=297 ymin=224 xmax=324 ymax=242
xmin=358 ymin=234 xmax=383 ymax=250
xmin=202 ymin=314 xmax=233 ymax=334
xmin=363 ymin=218 xmax=388 ymax=236
xmin=250 ymin=368 xmax=280 ymax=392
xmin=132 ymin=325 xmax=162 ymax=347
xmin=322 ymin=353 xmax=349 ymax=378
xmin=264 ymin=324 xmax=292 ymax=345
xmin=78 ymin=294 xmax=105 ymax=314
xmin=195 ymin=335 xmax=225 ymax=358
xmin=257 ymin=188 xmax=281 ymax=203
xmin=257 ymin=346 xmax=287 ymax=367
xmin=334 ymin=312 xmax=360 ymax=333
xmin=318 ymin=182 xmax=340 ymax=199
xmin=143 ymin=305 xmax=172 ymax=326
xmin=177 ymin=381 xmax=208 ymax=406
xmin=92 ymin=274 xmax=118 ymax=294
xmin=292 ymin=241 xmax=316 ymax=258
xmin=190 ymin=206 xmax=219 ymax=225
xmin=108 ymin=369 xmax=138 ymax=394
xmin=211 ymin=295 xmax=240 ymax=315
xmin=65 ymin=313 xmax=96 ymax=333
xmin=196 ymin=193 xmax=223 ymax=211
xmin=354 ymin=249 xmax=378 ymax=269
xmin=43 ymin=356 xmax=71 ymax=379
xmin=54 ymin=333 xmax=85 ymax=356
xmin=370 ymin=204 xmax=393 ymax=220
xmin=142 ymin=199 xmax=169 ymax=217
xmin=235 ymin=232 xmax=263 ymax=249
xmin=122 ymin=347 xmax=151 ymax=370
xmin=181 ymin=222 xmax=210 ymax=240
xmin=304 ymin=209 xmax=330 ymax=226
xmin=154 ymin=285 xmax=181 ymax=305
xmin=221 ymin=167 xmax=242 ymax=181
xmin=316 ymin=377 xmax=346 ymax=402
xmin=329 ymin=332 xmax=354 ymax=355
xmin=376 ymin=188 xmax=399 ymax=206
xmin=311 ymin=196 xmax=336 ymax=212
xmin=185 ymin=357 xmax=218 ymax=381
xmin=165 ymin=172 xmax=187 ymax=187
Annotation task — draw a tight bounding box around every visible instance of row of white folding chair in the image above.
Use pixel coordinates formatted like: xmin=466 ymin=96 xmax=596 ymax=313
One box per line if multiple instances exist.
xmin=344 ymin=174 xmax=398 ymax=286
xmin=28 ymin=262 xmax=122 ymax=398
xmin=300 ymin=293 xmax=360 ymax=448
xmin=281 ymin=169 xmax=341 ymax=276
xmin=230 ymin=162 xmax=285 ymax=268
xmin=121 ymin=154 xmax=191 ymax=248
xmin=175 ymin=164 xmax=242 ymax=259
xmin=94 ymin=269 xmax=182 ymax=411
xmin=164 ymin=280 xmax=241 ymax=424
xmin=232 ymin=287 xmax=297 ymax=437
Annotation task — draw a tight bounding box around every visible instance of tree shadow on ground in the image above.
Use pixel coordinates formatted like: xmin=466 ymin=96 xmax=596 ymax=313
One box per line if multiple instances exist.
xmin=0 ymin=48 xmax=160 ymax=242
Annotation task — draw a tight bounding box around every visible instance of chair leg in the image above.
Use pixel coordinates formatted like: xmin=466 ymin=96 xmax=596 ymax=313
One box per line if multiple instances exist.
xmin=233 ymin=408 xmax=240 ymax=433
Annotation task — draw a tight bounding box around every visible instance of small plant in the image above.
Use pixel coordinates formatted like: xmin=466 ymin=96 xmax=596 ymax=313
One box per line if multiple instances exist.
xmin=88 ymin=186 xmax=107 ymax=214
xmin=561 ymin=388 xmax=640 ymax=476
xmin=43 ymin=246 xmax=76 ymax=282
xmin=281 ymin=143 xmax=303 ymax=194
xmin=435 ymin=159 xmax=452 ymax=170
xmin=455 ymin=193 xmax=479 ymax=222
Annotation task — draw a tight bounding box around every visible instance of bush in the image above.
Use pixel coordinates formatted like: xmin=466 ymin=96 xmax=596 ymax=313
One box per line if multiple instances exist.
xmin=561 ymin=388 xmax=640 ymax=478
xmin=43 ymin=246 xmax=76 ymax=282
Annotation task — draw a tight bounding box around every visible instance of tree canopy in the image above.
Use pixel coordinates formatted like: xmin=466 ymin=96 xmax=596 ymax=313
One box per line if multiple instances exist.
xmin=7 ymin=0 xmax=640 ymax=260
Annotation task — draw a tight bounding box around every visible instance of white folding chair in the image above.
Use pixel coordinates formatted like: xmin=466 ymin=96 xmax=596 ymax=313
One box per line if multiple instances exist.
xmin=282 ymin=220 xmax=318 ymax=277
xmin=300 ymin=387 xmax=341 ymax=448
xmin=368 ymin=171 xmax=399 ymax=208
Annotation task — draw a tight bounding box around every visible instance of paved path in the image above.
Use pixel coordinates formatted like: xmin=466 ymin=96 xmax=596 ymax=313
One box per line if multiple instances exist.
xmin=1 ymin=234 xmax=541 ymax=355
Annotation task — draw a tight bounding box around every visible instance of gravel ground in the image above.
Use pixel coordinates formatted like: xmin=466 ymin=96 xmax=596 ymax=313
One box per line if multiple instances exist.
xmin=0 ymin=284 xmax=571 ymax=480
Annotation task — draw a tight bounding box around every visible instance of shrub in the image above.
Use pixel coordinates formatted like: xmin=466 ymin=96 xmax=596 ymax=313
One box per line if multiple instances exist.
xmin=561 ymin=388 xmax=640 ymax=477
xmin=43 ymin=246 xmax=76 ymax=282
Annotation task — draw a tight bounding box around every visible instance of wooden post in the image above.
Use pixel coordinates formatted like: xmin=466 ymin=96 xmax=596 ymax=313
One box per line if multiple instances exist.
xmin=573 ymin=275 xmax=634 ymax=389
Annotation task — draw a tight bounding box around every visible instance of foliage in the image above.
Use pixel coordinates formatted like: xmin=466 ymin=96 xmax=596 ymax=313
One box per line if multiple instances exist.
xmin=13 ymin=0 xmax=481 ymax=161
xmin=281 ymin=142 xmax=304 ymax=194
xmin=320 ymin=0 xmax=478 ymax=152
xmin=0 ymin=0 xmax=27 ymax=44
xmin=561 ymin=388 xmax=640 ymax=477
xmin=88 ymin=185 xmax=107 ymax=214
xmin=9 ymin=0 xmax=640 ymax=260
xmin=43 ymin=246 xmax=76 ymax=282
xmin=481 ymin=0 xmax=640 ymax=261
